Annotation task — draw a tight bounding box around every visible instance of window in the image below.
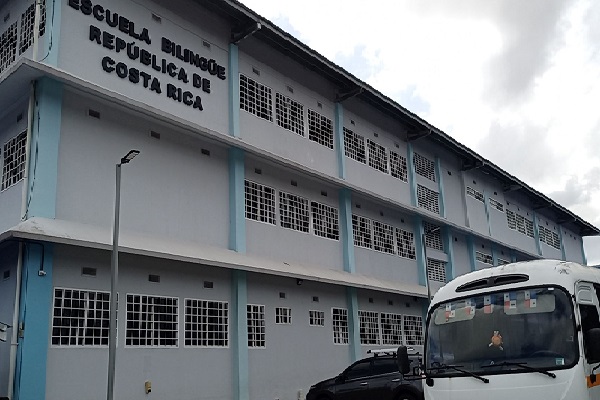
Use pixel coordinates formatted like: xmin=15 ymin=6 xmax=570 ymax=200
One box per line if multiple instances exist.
xmin=51 ymin=288 xmax=110 ymax=346
xmin=427 ymin=258 xmax=446 ymax=283
xmin=352 ymin=214 xmax=372 ymax=249
xmin=240 ymin=74 xmax=272 ymax=121
xmin=489 ymin=197 xmax=504 ymax=212
xmin=1 ymin=131 xmax=26 ymax=191
xmin=506 ymin=209 xmax=517 ymax=230
xmin=466 ymin=186 xmax=484 ymax=202
xmin=311 ymin=201 xmax=339 ymax=240
xmin=372 ymin=220 xmax=394 ymax=254
xmin=359 ymin=310 xmax=380 ymax=345
xmin=332 ymin=308 xmax=349 ymax=344
xmin=476 ymin=251 xmax=493 ymax=265
xmin=346 ymin=360 xmax=372 ymax=380
xmin=367 ymin=139 xmax=388 ymax=173
xmin=308 ymin=109 xmax=333 ymax=149
xmin=244 ymin=180 xmax=276 ymax=225
xmin=424 ymin=222 xmax=443 ymax=251
xmin=539 ymin=225 xmax=561 ymax=250
xmin=414 ymin=152 xmax=436 ymax=182
xmin=381 ymin=312 xmax=403 ymax=345
xmin=404 ymin=315 xmax=424 ymax=346
xmin=417 ymin=185 xmax=440 ymax=214
xmin=276 ymin=92 xmax=304 ymax=135
xmin=372 ymin=358 xmax=399 ymax=375
xmin=247 ymin=304 xmax=266 ymax=348
xmin=524 ymin=218 xmax=534 ymax=238
xmin=396 ymin=228 xmax=416 ymax=260
xmin=344 ymin=127 xmax=366 ymax=163
xmin=279 ymin=191 xmax=309 ymax=232
xmin=184 ymin=299 xmax=228 ymax=347
xmin=126 ymin=294 xmax=178 ymax=347
xmin=507 ymin=209 xmax=535 ymax=238
xmin=275 ymin=307 xmax=292 ymax=324
xmin=498 ymin=258 xmax=511 ymax=265
xmin=309 ymin=310 xmax=325 ymax=326
xmin=389 ymin=151 xmax=408 ymax=182
xmin=0 ymin=22 xmax=17 ymax=74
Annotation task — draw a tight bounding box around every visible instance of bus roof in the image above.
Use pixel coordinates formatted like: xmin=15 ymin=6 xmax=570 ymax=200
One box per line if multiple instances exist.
xmin=432 ymin=259 xmax=600 ymax=306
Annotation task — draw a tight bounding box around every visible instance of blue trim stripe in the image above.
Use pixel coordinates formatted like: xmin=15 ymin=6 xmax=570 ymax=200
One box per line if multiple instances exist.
xmin=229 ymin=44 xmax=240 ymax=138
xmin=346 ymin=287 xmax=361 ymax=362
xmin=334 ymin=103 xmax=345 ymax=179
xmin=435 ymin=157 xmax=446 ymax=218
xmin=339 ymin=188 xmax=355 ymax=274
xmin=407 ymin=143 xmax=418 ymax=207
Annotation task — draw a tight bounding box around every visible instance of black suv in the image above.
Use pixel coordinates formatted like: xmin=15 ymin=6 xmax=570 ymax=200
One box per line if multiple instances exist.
xmin=306 ymin=350 xmax=423 ymax=400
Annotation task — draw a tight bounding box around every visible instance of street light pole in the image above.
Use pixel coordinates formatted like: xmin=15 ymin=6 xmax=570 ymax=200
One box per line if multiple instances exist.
xmin=108 ymin=150 xmax=139 ymax=400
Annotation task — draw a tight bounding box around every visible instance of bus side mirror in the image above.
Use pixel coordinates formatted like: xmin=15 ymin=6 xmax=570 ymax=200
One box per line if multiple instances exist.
xmin=396 ymin=346 xmax=410 ymax=375
xmin=586 ymin=328 xmax=600 ymax=363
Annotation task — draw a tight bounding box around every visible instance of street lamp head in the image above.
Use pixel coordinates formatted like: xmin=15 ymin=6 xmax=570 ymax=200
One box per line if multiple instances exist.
xmin=120 ymin=150 xmax=140 ymax=165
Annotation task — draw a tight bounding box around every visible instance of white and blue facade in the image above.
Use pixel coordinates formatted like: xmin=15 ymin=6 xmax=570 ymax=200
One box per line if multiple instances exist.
xmin=0 ymin=1 xmax=597 ymax=400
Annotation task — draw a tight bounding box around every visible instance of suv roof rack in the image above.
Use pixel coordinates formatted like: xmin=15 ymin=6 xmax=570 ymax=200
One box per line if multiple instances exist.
xmin=367 ymin=347 xmax=415 ymax=356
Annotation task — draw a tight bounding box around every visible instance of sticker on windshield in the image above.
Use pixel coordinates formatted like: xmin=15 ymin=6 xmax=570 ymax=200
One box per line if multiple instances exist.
xmin=556 ymin=358 xmax=565 ymax=366
xmin=484 ymin=295 xmax=494 ymax=314
xmin=524 ymin=290 xmax=537 ymax=308
xmin=504 ymin=292 xmax=517 ymax=310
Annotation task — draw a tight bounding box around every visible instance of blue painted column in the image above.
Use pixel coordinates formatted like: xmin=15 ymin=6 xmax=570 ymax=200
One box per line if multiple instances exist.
xmin=414 ymin=216 xmax=426 ymax=286
xmin=407 ymin=143 xmax=418 ymax=207
xmin=39 ymin=0 xmax=62 ymax=66
xmin=558 ymin=227 xmax=567 ymax=261
xmin=346 ymin=287 xmax=361 ymax=362
xmin=442 ymin=227 xmax=455 ymax=280
xmin=581 ymin=238 xmax=588 ymax=266
xmin=491 ymin=244 xmax=499 ymax=267
xmin=532 ymin=213 xmax=543 ymax=257
xmin=510 ymin=250 xmax=517 ymax=263
xmin=339 ymin=188 xmax=355 ymax=274
xmin=229 ymin=148 xmax=246 ymax=253
xmin=483 ymin=190 xmax=492 ymax=237
xmin=229 ymin=44 xmax=240 ymax=138
xmin=334 ymin=103 xmax=346 ymax=179
xmin=467 ymin=236 xmax=476 ymax=272
xmin=435 ymin=156 xmax=446 ymax=218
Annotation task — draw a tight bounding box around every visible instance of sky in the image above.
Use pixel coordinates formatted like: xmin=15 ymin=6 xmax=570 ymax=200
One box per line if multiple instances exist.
xmin=239 ymin=0 xmax=600 ymax=265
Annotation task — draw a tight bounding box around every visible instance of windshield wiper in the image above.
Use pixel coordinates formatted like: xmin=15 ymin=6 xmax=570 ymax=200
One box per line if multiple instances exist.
xmin=481 ymin=361 xmax=556 ymax=379
xmin=429 ymin=364 xmax=489 ymax=383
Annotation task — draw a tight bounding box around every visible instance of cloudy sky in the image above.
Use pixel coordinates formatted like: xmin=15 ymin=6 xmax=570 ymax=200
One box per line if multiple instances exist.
xmin=240 ymin=0 xmax=600 ymax=264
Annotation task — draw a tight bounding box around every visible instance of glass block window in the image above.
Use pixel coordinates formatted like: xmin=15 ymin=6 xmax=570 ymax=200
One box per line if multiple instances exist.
xmin=311 ymin=201 xmax=339 ymax=240
xmin=184 ymin=299 xmax=228 ymax=347
xmin=476 ymin=251 xmax=493 ymax=265
xmin=51 ymin=288 xmax=110 ymax=346
xmin=247 ymin=304 xmax=266 ymax=348
xmin=279 ymin=191 xmax=309 ymax=232
xmin=417 ymin=184 xmax=440 ymax=214
xmin=244 ymin=180 xmax=276 ymax=225
xmin=19 ymin=1 xmax=46 ymax=55
xmin=506 ymin=209 xmax=517 ymax=230
xmin=524 ymin=218 xmax=535 ymax=238
xmin=240 ymin=74 xmax=272 ymax=121
xmin=372 ymin=220 xmax=394 ymax=254
xmin=427 ymin=258 xmax=446 ymax=282
xmin=403 ymin=315 xmax=424 ymax=346
xmin=352 ymin=214 xmax=372 ymax=249
xmin=126 ymin=294 xmax=178 ymax=347
xmin=367 ymin=139 xmax=388 ymax=173
xmin=489 ymin=198 xmax=504 ymax=212
xmin=332 ymin=308 xmax=349 ymax=344
xmin=466 ymin=186 xmax=484 ymax=202
xmin=275 ymin=307 xmax=292 ymax=324
xmin=390 ymin=151 xmax=408 ymax=182
xmin=308 ymin=109 xmax=333 ymax=149
xmin=424 ymin=222 xmax=443 ymax=251
xmin=276 ymin=92 xmax=304 ymax=135
xmin=381 ymin=312 xmax=403 ymax=345
xmin=359 ymin=310 xmax=380 ymax=345
xmin=344 ymin=127 xmax=366 ymax=163
xmin=396 ymin=228 xmax=416 ymax=260
xmin=498 ymin=258 xmax=511 ymax=266
xmin=309 ymin=310 xmax=325 ymax=326
xmin=414 ymin=152 xmax=436 ymax=182
xmin=0 ymin=22 xmax=17 ymax=74
xmin=2 ymin=131 xmax=27 ymax=191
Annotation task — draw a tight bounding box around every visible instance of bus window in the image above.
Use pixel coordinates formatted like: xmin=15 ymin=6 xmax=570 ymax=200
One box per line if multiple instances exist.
xmin=580 ymin=304 xmax=600 ymax=360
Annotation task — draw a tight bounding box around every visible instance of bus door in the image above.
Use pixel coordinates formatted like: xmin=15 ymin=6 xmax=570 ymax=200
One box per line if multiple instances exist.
xmin=576 ymin=281 xmax=600 ymax=398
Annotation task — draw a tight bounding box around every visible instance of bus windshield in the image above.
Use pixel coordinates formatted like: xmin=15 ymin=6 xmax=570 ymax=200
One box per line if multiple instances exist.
xmin=426 ymin=286 xmax=577 ymax=377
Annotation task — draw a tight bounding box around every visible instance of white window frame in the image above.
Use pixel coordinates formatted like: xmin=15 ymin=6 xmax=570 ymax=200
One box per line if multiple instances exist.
xmin=183 ymin=298 xmax=229 ymax=348
xmin=125 ymin=293 xmax=179 ymax=348
xmin=247 ymin=304 xmax=266 ymax=348
xmin=332 ymin=307 xmax=349 ymax=345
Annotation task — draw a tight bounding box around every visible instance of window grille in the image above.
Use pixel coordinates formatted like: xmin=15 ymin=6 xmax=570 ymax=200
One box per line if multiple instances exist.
xmin=309 ymin=310 xmax=325 ymax=326
xmin=552 ymin=231 xmax=561 ymax=249
xmin=427 ymin=258 xmax=446 ymax=282
xmin=359 ymin=310 xmax=380 ymax=345
xmin=507 ymin=209 xmax=535 ymax=239
xmin=311 ymin=201 xmax=339 ymax=240
xmin=539 ymin=226 xmax=561 ymax=250
xmin=352 ymin=214 xmax=372 ymax=249
xmin=476 ymin=251 xmax=493 ymax=265
xmin=515 ymin=214 xmax=526 ymax=235
xmin=372 ymin=220 xmax=395 ymax=254
xmin=506 ymin=209 xmax=516 ymax=230
xmin=414 ymin=152 xmax=436 ymax=182
xmin=184 ymin=299 xmax=228 ymax=347
xmin=417 ymin=184 xmax=440 ymax=214
xmin=381 ymin=312 xmax=403 ymax=345
xmin=276 ymin=92 xmax=304 ymax=135
xmin=396 ymin=228 xmax=416 ymax=260
xmin=279 ymin=191 xmax=309 ymax=232
xmin=343 ymin=127 xmax=366 ymax=163
xmin=239 ymin=74 xmax=272 ymax=121
xmin=247 ymin=304 xmax=266 ymax=348
xmin=308 ymin=109 xmax=333 ymax=149
xmin=51 ymin=288 xmax=110 ymax=346
xmin=466 ymin=186 xmax=484 ymax=202
xmin=19 ymin=1 xmax=46 ymax=55
xmin=497 ymin=258 xmax=511 ymax=266
xmin=275 ymin=307 xmax=292 ymax=324
xmin=2 ymin=131 xmax=26 ymax=191
xmin=332 ymin=308 xmax=349 ymax=344
xmin=367 ymin=139 xmax=388 ymax=173
xmin=389 ymin=151 xmax=408 ymax=182
xmin=0 ymin=21 xmax=17 ymax=74
xmin=403 ymin=315 xmax=424 ymax=346
xmin=524 ymin=218 xmax=534 ymax=238
xmin=126 ymin=294 xmax=178 ymax=347
xmin=489 ymin=198 xmax=504 ymax=212
xmin=424 ymin=222 xmax=443 ymax=251
xmin=244 ymin=180 xmax=276 ymax=225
